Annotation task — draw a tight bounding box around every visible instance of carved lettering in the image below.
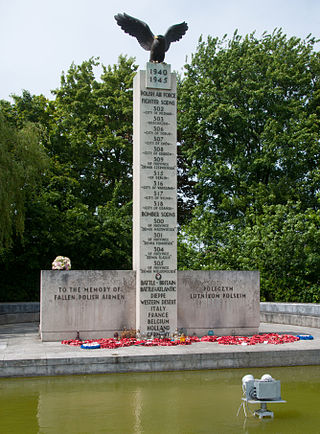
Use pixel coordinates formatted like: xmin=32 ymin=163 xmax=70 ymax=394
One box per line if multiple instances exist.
xmin=134 ymin=66 xmax=177 ymax=335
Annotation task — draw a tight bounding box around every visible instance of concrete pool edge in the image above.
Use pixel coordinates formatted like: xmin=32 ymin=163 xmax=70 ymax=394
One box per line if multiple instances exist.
xmin=1 ymin=322 xmax=320 ymax=377
xmin=2 ymin=349 xmax=320 ymax=378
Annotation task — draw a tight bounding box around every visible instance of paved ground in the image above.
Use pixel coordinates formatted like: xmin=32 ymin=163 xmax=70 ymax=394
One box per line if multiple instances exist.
xmin=1 ymin=322 xmax=320 ymax=377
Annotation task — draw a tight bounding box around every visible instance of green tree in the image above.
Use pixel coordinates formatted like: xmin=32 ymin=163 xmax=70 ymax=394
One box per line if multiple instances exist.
xmin=178 ymin=30 xmax=320 ymax=216
xmin=0 ymin=114 xmax=47 ymax=247
xmin=0 ymin=56 xmax=137 ymax=301
xmin=50 ymin=56 xmax=136 ymax=208
xmin=178 ymin=30 xmax=320 ymax=301
xmin=178 ymin=202 xmax=320 ymax=301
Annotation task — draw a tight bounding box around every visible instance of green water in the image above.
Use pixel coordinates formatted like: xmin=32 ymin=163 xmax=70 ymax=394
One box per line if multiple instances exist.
xmin=0 ymin=366 xmax=320 ymax=434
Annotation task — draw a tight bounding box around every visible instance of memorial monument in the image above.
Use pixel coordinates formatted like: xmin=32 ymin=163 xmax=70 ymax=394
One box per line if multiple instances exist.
xmin=40 ymin=14 xmax=260 ymax=341
xmin=116 ymin=13 xmax=187 ymax=337
xmin=133 ymin=62 xmax=178 ymax=336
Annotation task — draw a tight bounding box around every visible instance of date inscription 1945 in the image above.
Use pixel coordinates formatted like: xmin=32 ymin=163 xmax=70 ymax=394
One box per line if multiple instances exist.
xmin=146 ymin=62 xmax=171 ymax=90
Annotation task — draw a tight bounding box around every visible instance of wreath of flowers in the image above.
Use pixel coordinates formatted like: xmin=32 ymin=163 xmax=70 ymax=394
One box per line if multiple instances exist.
xmin=52 ymin=256 xmax=71 ymax=270
xmin=62 ymin=333 xmax=300 ymax=349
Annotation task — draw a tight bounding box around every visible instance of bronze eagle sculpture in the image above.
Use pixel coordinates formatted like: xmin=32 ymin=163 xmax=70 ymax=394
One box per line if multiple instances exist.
xmin=114 ymin=13 xmax=188 ymax=63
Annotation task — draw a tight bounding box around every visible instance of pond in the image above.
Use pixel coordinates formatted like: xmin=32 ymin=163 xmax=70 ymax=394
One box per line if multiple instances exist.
xmin=0 ymin=366 xmax=319 ymax=433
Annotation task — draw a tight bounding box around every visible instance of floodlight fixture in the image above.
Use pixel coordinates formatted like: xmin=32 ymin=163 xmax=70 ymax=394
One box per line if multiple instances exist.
xmin=238 ymin=373 xmax=286 ymax=419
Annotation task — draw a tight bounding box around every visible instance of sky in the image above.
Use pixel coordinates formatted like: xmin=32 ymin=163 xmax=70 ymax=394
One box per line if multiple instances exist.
xmin=1 ymin=0 xmax=320 ymax=101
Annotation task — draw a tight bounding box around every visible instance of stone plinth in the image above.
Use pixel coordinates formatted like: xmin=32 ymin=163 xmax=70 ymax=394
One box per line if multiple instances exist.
xmin=133 ymin=63 xmax=177 ymax=337
xmin=40 ymin=270 xmax=135 ymax=341
xmin=177 ymin=270 xmax=260 ymax=336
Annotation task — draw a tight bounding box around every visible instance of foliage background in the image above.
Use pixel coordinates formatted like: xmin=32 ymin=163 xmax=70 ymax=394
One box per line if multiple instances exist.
xmin=1 ymin=31 xmax=319 ymax=302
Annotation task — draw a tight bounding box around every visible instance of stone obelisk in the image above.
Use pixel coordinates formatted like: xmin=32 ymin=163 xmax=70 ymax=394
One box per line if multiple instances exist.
xmin=133 ymin=63 xmax=177 ymax=337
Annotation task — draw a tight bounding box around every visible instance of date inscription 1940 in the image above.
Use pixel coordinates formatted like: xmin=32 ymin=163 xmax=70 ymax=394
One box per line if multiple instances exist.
xmin=146 ymin=62 xmax=171 ymax=90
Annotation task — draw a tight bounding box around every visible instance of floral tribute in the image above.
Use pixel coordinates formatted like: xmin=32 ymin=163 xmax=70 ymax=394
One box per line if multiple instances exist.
xmin=61 ymin=333 xmax=300 ymax=349
xmin=201 ymin=333 xmax=300 ymax=345
xmin=52 ymin=256 xmax=71 ymax=270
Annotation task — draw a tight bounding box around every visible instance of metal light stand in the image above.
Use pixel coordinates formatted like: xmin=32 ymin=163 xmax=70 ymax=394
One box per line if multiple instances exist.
xmin=241 ymin=398 xmax=286 ymax=419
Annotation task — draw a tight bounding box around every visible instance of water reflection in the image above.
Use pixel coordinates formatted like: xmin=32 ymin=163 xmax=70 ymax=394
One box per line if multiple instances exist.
xmin=0 ymin=366 xmax=319 ymax=433
xmin=133 ymin=387 xmax=142 ymax=434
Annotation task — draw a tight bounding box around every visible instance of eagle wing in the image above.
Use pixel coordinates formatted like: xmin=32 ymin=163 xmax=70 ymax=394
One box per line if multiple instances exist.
xmin=114 ymin=13 xmax=154 ymax=51
xmin=164 ymin=22 xmax=188 ymax=52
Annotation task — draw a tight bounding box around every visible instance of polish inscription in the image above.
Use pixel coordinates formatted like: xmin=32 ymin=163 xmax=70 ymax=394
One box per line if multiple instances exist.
xmin=133 ymin=67 xmax=177 ymax=337
xmin=190 ymin=286 xmax=246 ymax=301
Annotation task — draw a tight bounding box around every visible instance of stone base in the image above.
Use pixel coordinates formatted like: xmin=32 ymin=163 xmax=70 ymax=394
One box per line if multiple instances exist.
xmin=40 ymin=269 xmax=260 ymax=341
xmin=178 ymin=270 xmax=260 ymax=336
xmin=40 ymin=270 xmax=136 ymax=342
